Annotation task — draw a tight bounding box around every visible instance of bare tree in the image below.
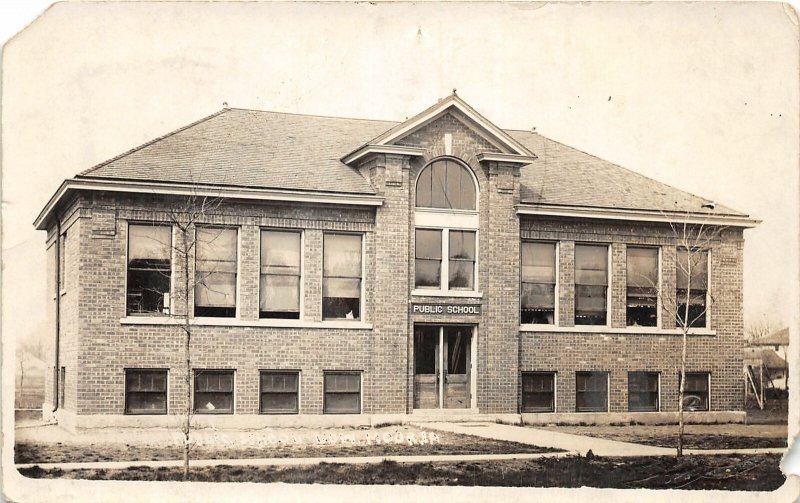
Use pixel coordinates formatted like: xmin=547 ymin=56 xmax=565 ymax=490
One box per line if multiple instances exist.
xmin=656 ymin=213 xmax=725 ymax=457
xmin=746 ymin=317 xmax=780 ymax=345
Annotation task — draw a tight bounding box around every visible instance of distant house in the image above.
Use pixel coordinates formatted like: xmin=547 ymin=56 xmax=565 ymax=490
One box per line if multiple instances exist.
xmin=748 ymin=327 xmax=789 ymax=391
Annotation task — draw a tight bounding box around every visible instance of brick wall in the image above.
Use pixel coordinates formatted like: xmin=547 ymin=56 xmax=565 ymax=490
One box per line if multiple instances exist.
xmin=519 ymin=218 xmax=745 ymax=413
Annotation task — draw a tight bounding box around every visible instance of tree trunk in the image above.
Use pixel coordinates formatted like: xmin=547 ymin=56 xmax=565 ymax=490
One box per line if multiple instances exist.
xmin=182 ymin=231 xmax=192 ymax=481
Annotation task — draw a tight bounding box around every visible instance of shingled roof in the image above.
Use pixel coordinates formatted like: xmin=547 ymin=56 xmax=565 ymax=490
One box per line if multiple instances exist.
xmin=77 ymin=106 xmax=747 ymax=216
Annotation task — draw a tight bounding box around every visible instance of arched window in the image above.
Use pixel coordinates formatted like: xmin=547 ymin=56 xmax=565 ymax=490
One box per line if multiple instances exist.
xmin=415 ymin=159 xmax=476 ymax=211
xmin=413 ymin=158 xmax=479 ymax=293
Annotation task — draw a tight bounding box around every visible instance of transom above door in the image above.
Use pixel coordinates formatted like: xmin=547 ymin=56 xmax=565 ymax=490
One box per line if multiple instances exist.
xmin=413 ymin=325 xmax=474 ymax=409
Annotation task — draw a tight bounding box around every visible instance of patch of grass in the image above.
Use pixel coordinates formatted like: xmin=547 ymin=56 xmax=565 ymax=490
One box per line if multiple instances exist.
xmin=18 ymin=454 xmax=786 ymax=491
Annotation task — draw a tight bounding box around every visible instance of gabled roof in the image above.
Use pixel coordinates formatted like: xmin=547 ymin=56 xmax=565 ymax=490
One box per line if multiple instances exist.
xmin=37 ymin=98 xmax=757 ymax=229
xmin=752 ymin=327 xmax=790 ymax=346
xmin=744 ymin=348 xmax=788 ymax=369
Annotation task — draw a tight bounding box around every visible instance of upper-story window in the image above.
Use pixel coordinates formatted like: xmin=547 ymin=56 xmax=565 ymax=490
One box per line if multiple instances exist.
xmin=260 ymin=230 xmax=302 ymax=319
xmin=676 ymin=248 xmax=709 ymax=328
xmin=322 ymin=233 xmax=363 ymax=320
xmin=414 ymin=158 xmax=479 ymax=294
xmin=127 ymin=224 xmax=172 ymax=315
xmin=416 ymin=159 xmax=476 ymax=210
xmin=574 ymin=244 xmax=609 ymax=325
xmin=626 ymin=247 xmax=659 ymax=327
xmin=521 ymin=242 xmax=557 ymax=324
xmin=194 ymin=227 xmax=238 ymax=318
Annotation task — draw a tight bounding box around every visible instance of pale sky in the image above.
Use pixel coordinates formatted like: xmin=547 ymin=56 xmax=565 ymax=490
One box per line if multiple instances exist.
xmin=3 ymin=1 xmax=799 ymax=348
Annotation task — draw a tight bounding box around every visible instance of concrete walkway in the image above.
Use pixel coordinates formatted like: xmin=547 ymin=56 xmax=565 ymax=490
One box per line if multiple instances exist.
xmin=420 ymin=422 xmax=786 ymax=457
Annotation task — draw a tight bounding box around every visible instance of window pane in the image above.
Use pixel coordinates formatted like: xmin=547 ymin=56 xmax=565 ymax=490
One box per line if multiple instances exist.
xmin=449 ymin=231 xmax=475 ymax=260
xmin=522 ymin=373 xmax=555 ymax=412
xmin=324 ymin=393 xmax=360 ymax=414
xmin=522 ymin=283 xmax=555 ymax=309
xmin=195 ymin=271 xmax=236 ymax=308
xmin=576 ymin=285 xmax=607 ymax=318
xmin=575 ymin=245 xmax=608 ymax=285
xmin=431 ymin=161 xmax=447 ymax=208
xmin=325 ymin=373 xmax=361 ymax=393
xmin=196 ymin=228 xmax=237 ymax=264
xmin=127 ymin=392 xmax=167 ymax=414
xmin=681 ymin=373 xmax=709 ymax=411
xmin=196 ymin=371 xmax=233 ymax=392
xmin=576 ymin=372 xmax=608 ymax=412
xmin=416 ymin=166 xmax=432 ymax=207
xmin=628 ymin=372 xmax=659 ymax=412
xmin=445 ymin=160 xmax=463 ymax=210
xmin=261 ymin=393 xmax=298 ymax=414
xmin=448 ymin=260 xmax=474 ymax=289
xmin=261 ymin=372 xmax=298 ymax=392
xmin=414 ymin=326 xmax=438 ymax=375
xmin=459 ymin=167 xmax=476 ymax=211
xmin=125 ymin=370 xmax=168 ymax=415
xmin=261 ymin=231 xmax=300 ymax=274
xmin=260 ymin=275 xmax=300 ymax=312
xmin=415 ymin=260 xmax=441 ymax=288
xmin=522 ymin=242 xmax=556 ymax=283
xmin=445 ymin=327 xmax=469 ymax=374
xmin=415 ymin=229 xmax=442 ymax=259
xmin=627 ymin=248 xmax=658 ymax=288
xmin=129 ymin=225 xmax=171 ymax=260
xmin=322 ymin=295 xmax=360 ymax=320
xmin=676 ymin=249 xmax=708 ymax=290
xmin=323 ymin=234 xmax=362 ymax=278
xmin=195 ymin=228 xmax=237 ymax=312
xmin=195 ymin=393 xmax=233 ymax=413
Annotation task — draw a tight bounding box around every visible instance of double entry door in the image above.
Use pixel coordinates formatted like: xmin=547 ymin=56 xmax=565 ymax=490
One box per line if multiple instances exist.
xmin=413 ymin=325 xmax=473 ymax=409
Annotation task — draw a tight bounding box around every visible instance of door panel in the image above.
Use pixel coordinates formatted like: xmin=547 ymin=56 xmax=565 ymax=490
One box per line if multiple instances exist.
xmin=413 ymin=326 xmax=440 ymax=409
xmin=444 ymin=327 xmax=471 ymax=409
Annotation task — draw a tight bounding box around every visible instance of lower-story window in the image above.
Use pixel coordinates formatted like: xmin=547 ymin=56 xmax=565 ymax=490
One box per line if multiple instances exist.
xmin=576 ymin=371 xmax=608 ymax=412
xmin=125 ymin=369 xmax=168 ymax=415
xmin=681 ymin=372 xmax=710 ymax=411
xmin=628 ymin=372 xmax=659 ymax=412
xmin=323 ymin=371 xmax=361 ymax=414
xmin=194 ymin=370 xmax=234 ymax=414
xmin=521 ymin=372 xmax=556 ymax=412
xmin=260 ymin=371 xmax=299 ymax=414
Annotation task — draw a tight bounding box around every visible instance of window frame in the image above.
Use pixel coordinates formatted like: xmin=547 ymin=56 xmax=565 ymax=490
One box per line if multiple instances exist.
xmin=193 ymin=226 xmax=240 ymax=319
xmin=521 ymin=371 xmax=557 ymax=413
xmin=627 ymin=371 xmax=660 ymax=412
xmin=680 ymin=371 xmax=711 ymax=412
xmin=676 ymin=247 xmax=711 ymax=330
xmin=575 ymin=371 xmax=609 ymax=412
xmin=626 ymin=246 xmax=662 ymax=328
xmin=259 ymin=370 xmax=301 ymax=415
xmin=321 ymin=232 xmax=365 ymax=321
xmin=413 ymin=227 xmax=479 ymax=293
xmin=323 ymin=371 xmax=362 ymax=414
xmin=415 ymin=157 xmax=479 ymax=212
xmin=520 ymin=241 xmax=559 ymax=326
xmin=259 ymin=229 xmax=304 ymax=320
xmin=574 ymin=243 xmax=611 ymax=326
xmin=124 ymin=368 xmax=169 ymax=415
xmin=125 ymin=222 xmax=174 ymax=317
xmin=193 ymin=369 xmax=235 ymax=415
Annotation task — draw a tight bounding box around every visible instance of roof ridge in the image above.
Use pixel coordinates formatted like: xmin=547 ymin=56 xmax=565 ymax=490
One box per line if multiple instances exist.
xmin=513 ymin=130 xmax=747 ymax=217
xmin=77 ymin=108 xmax=231 ymax=177
xmin=227 ymin=107 xmax=400 ymax=125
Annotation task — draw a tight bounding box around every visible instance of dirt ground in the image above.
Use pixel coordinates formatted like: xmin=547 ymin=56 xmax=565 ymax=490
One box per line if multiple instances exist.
xmin=15 ymin=424 xmax=559 ymax=464
xmin=539 ymin=423 xmax=789 ymax=449
xmin=19 ymin=453 xmax=786 ymax=491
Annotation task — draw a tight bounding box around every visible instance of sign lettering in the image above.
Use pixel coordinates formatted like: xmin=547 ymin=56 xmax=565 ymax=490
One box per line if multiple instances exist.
xmin=411 ymin=303 xmax=482 ymax=315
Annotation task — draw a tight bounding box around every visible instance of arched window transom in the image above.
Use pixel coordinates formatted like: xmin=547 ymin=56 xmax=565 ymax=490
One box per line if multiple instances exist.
xmin=415 ymin=159 xmax=476 ymax=211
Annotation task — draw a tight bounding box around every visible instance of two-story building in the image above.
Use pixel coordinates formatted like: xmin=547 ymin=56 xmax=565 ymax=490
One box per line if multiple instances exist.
xmin=34 ymin=94 xmax=758 ymax=431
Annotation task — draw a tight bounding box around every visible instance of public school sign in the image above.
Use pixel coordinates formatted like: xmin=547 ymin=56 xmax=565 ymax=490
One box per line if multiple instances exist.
xmin=411 ymin=303 xmax=482 ymax=315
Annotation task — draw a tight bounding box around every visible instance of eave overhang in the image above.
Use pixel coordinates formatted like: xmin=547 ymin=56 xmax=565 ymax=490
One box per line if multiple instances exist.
xmin=341 ymin=145 xmax=427 ymax=165
xmin=516 ymin=203 xmax=760 ymax=228
xmin=34 ymin=178 xmax=384 ymax=230
xmin=476 ymin=152 xmax=538 ymax=165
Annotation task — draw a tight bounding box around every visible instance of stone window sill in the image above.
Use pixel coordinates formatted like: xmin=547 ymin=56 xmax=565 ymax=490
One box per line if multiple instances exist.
xmin=520 ymin=325 xmax=716 ymax=336
xmin=120 ymin=317 xmax=373 ymax=330
xmin=411 ymin=289 xmax=483 ymax=299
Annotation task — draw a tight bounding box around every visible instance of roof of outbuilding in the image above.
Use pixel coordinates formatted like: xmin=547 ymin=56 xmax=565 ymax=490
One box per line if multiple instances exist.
xmin=751 ymin=327 xmax=790 ymax=347
xmin=77 ymin=107 xmax=747 ymax=216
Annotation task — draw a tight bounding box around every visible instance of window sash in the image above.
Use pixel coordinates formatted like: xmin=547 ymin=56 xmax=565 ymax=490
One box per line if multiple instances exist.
xmin=521 ymin=242 xmax=556 ymax=283
xmin=676 ymin=249 xmax=708 ymax=290
xmin=680 ymin=372 xmax=710 ymax=411
xmin=194 ymin=371 xmax=234 ymax=414
xmin=323 ymin=373 xmax=361 ymax=414
xmin=195 ymin=228 xmax=237 ymax=310
xmin=125 ymin=370 xmax=167 ymax=415
xmin=628 ymin=372 xmax=659 ymax=412
xmin=522 ymin=372 xmax=556 ymax=412
xmin=260 ymin=372 xmax=299 ymax=414
xmin=323 ymin=234 xmax=362 ymax=320
xmin=575 ymin=245 xmax=608 ymax=286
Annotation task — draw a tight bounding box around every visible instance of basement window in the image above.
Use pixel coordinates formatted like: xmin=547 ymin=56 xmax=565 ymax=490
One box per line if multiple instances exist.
xmin=194 ymin=370 xmax=234 ymax=414
xmin=521 ymin=242 xmax=557 ymax=324
xmin=260 ymin=371 xmax=299 ymax=414
xmin=195 ymin=227 xmax=238 ymax=318
xmin=323 ymin=371 xmax=361 ymax=414
xmin=676 ymin=249 xmax=709 ymax=329
xmin=628 ymin=372 xmax=659 ymax=412
xmin=680 ymin=372 xmax=710 ymax=411
xmin=125 ymin=369 xmax=167 ymax=415
xmin=126 ymin=224 xmax=172 ymax=315
xmin=322 ymin=233 xmax=362 ymax=320
xmin=521 ymin=372 xmax=556 ymax=412
xmin=626 ymin=247 xmax=659 ymax=327
xmin=576 ymin=371 xmax=609 ymax=412
xmin=575 ymin=245 xmax=608 ymax=326
xmin=260 ymin=230 xmax=302 ymax=319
